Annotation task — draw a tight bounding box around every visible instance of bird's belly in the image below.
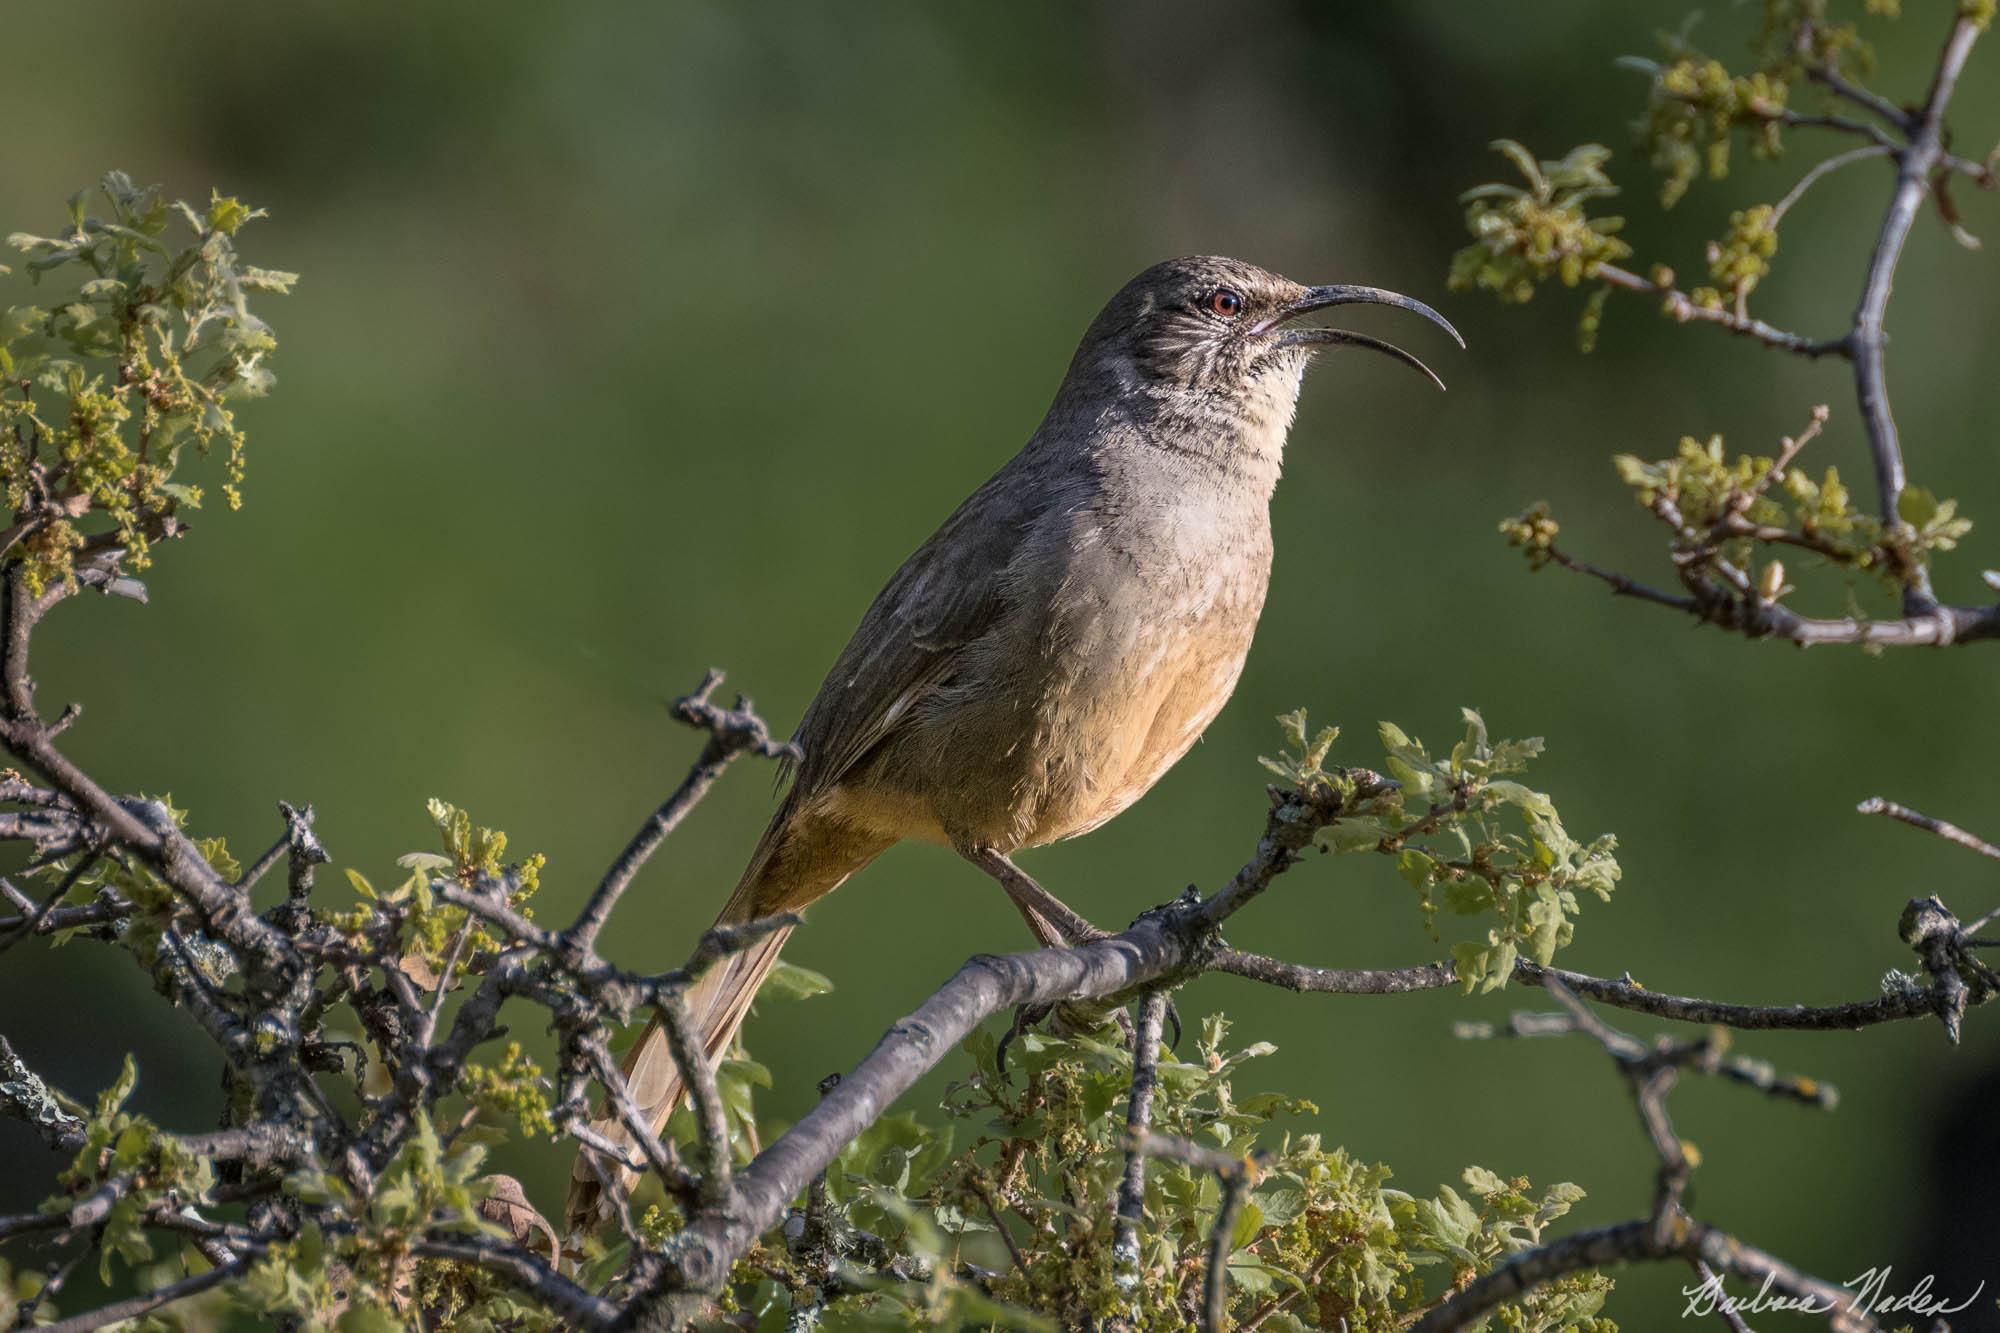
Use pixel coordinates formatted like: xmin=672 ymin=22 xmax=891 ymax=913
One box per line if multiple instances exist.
xmin=1033 ymin=631 xmax=1251 ymax=843
xmin=1009 ymin=566 xmax=1264 ymax=846
xmin=872 ymin=508 xmax=1271 ymax=854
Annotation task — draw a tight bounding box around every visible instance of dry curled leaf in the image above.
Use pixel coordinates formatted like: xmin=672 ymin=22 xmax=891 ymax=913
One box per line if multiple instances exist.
xmin=479 ymin=1174 xmax=561 ymax=1266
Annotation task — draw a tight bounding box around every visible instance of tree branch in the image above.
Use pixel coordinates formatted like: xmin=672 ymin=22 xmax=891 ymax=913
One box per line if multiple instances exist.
xmin=1412 ymin=977 xmax=1874 ymax=1332
xmin=568 ymin=670 xmax=796 ymax=953
xmin=1112 ymin=989 xmax=1167 ymax=1276
xmin=35 ymin=1259 xmax=248 ymax=1333
xmin=0 ymin=1033 xmax=85 ymax=1153
xmin=1592 ymin=263 xmax=1850 ymax=358
xmin=1850 ymin=15 xmax=1984 ymax=609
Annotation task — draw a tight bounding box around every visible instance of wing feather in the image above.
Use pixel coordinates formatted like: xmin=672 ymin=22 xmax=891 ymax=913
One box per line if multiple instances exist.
xmin=787 ymin=460 xmax=1045 ymax=801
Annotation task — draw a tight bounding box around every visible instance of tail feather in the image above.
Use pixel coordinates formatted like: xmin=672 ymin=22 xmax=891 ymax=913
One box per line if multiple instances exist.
xmin=562 ymin=805 xmax=886 ymax=1240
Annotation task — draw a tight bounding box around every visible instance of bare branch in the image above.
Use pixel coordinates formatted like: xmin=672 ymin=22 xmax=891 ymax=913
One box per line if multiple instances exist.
xmin=1112 ymin=989 xmax=1167 ymax=1275
xmin=35 ymin=1258 xmax=248 ymax=1333
xmin=654 ymin=994 xmax=736 ymax=1212
xmin=1592 ymin=263 xmax=1850 ymax=357
xmin=1197 ymin=774 xmax=1400 ymax=926
xmin=0 ymin=1034 xmax=85 ymax=1153
xmin=1407 ymin=1218 xmax=1878 ymax=1333
xmin=573 ymin=1033 xmax=695 ymax=1197
xmin=1800 ymin=31 xmax=1917 ymax=133
xmin=1456 ymin=1010 xmax=1839 ymax=1109
xmin=1214 ymin=946 xmax=1960 ymax=1033
xmin=1414 ymin=978 xmax=1876 ymax=1332
xmin=568 ymin=670 xmax=797 ymax=953
xmin=1856 ymin=796 xmax=2000 ymax=863
xmin=411 ymin=1237 xmax=618 ymax=1330
xmin=1770 ymin=144 xmax=1894 ymax=226
xmin=1203 ymin=1161 xmax=1254 ymax=1333
xmin=1850 ymin=16 xmax=1985 ymax=608
xmin=1523 ymin=525 xmax=2000 ymax=646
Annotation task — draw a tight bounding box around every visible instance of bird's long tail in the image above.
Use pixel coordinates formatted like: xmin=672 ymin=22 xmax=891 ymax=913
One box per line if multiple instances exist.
xmin=562 ymin=807 xmax=883 ymax=1240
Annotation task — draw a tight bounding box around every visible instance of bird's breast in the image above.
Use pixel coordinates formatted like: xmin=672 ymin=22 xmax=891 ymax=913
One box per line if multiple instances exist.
xmin=1009 ymin=497 xmax=1273 ymax=844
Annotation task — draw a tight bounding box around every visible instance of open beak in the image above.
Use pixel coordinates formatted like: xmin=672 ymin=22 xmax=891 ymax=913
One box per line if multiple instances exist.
xmin=1253 ymin=284 xmax=1465 ymax=391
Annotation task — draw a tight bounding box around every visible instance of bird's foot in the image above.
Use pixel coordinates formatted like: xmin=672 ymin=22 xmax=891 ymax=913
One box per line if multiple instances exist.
xmin=995 ymin=1001 xmax=1051 ymax=1075
xmin=995 ymin=993 xmax=1177 ymax=1073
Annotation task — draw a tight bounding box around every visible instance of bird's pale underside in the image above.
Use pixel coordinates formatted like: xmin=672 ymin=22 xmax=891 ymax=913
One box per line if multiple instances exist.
xmin=565 ymin=255 xmax=1460 ymax=1235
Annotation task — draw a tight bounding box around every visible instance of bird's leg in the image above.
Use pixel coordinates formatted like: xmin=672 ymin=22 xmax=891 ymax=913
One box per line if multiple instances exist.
xmin=962 ymin=848 xmax=1107 ymax=945
xmin=961 ymin=847 xmax=1183 ymax=1060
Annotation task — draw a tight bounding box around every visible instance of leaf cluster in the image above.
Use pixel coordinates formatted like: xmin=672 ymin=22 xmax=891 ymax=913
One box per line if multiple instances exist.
xmin=1 ymin=171 xmax=290 ymax=592
xmin=25 ymin=792 xmax=241 ymax=970
xmin=1614 ymin=433 xmax=1971 ymax=594
xmin=328 ymin=798 xmax=546 ymax=985
xmin=1447 ymin=3 xmax=1919 ymax=352
xmin=267 ymin=1114 xmax=562 ymax=1331
xmin=706 ymin=1014 xmax=1615 ymax=1330
xmin=1633 ymin=54 xmax=1789 ymax=209
xmin=1263 ymin=709 xmax=1621 ymax=994
xmin=1448 ymin=141 xmax=1632 ymax=338
xmin=47 ymin=1055 xmax=216 ymax=1285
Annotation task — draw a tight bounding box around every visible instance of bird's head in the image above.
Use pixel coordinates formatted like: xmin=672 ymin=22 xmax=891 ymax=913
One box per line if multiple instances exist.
xmin=1071 ymin=255 xmax=1463 ymax=410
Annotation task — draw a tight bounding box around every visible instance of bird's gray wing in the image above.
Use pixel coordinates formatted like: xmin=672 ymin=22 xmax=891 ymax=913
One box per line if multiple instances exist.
xmin=785 ymin=461 xmax=1046 ymax=801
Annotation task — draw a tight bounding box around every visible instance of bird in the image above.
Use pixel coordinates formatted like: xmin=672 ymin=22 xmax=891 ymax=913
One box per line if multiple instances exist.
xmin=565 ymin=255 xmax=1459 ymax=1234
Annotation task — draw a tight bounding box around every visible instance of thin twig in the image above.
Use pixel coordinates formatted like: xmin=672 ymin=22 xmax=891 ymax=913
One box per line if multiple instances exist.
xmin=967 ymin=1173 xmax=1029 ymax=1279
xmin=1204 ymin=1163 xmax=1254 ymax=1333
xmin=1801 ymin=34 xmax=1916 ymax=133
xmin=410 ymin=1237 xmax=619 ymax=1329
xmin=1407 ymin=1218 xmax=1877 ymax=1333
xmin=35 ymin=1259 xmax=248 ymax=1333
xmin=655 ymin=994 xmax=736 ymax=1212
xmin=1856 ymin=796 xmax=2000 ymax=863
xmin=1524 ymin=531 xmax=2000 ymax=646
xmin=574 ymin=1034 xmax=694 ymax=1194
xmin=1691 ymin=1258 xmax=1756 ymax=1333
xmin=568 ymin=671 xmax=797 ymax=953
xmin=1213 ymin=948 xmax=1958 ymax=1032
xmin=1593 ymin=263 xmax=1850 ymax=358
xmin=1770 ymin=144 xmax=1894 ymax=226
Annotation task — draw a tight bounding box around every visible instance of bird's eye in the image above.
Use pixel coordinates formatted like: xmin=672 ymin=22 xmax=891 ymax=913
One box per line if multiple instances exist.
xmin=1207 ymin=287 xmax=1243 ymax=318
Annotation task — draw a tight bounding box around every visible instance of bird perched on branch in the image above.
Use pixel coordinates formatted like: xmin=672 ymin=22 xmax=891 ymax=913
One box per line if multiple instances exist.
xmin=565 ymin=255 xmax=1459 ymax=1234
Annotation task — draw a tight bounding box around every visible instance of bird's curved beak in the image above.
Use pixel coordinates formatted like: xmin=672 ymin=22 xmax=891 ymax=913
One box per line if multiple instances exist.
xmin=1253 ymin=284 xmax=1466 ymax=391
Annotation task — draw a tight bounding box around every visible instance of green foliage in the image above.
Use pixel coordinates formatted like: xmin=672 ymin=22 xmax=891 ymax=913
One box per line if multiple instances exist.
xmin=33 ymin=764 xmax=1625 ymax=1329
xmin=1631 ymin=1 xmax=1895 ymax=207
xmin=1264 ymin=710 xmax=1621 ymax=993
xmin=266 ymin=1113 xmax=563 ymax=1331
xmin=1613 ymin=433 xmax=1971 ymax=591
xmin=1634 ymin=52 xmax=1787 ymax=208
xmin=24 ymin=792 xmax=239 ymax=968
xmin=711 ymin=1014 xmax=1615 ymax=1330
xmin=1448 ymin=141 xmax=1631 ymax=347
xmin=0 ymin=171 xmax=290 ymax=592
xmin=1448 ymin=3 xmax=1922 ymax=356
xmin=47 ymin=1055 xmax=215 ymax=1284
xmin=324 ymin=798 xmax=545 ymax=983
xmin=1499 ymin=503 xmax=1562 ymax=570
xmin=1700 ymin=204 xmax=1779 ymax=309
xmin=1460 ymin=4 xmax=1990 ymax=635
xmin=460 ymin=1041 xmax=555 ymax=1138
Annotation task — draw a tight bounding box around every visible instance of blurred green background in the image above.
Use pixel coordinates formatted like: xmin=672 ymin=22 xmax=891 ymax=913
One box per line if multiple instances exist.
xmin=3 ymin=1 xmax=1997 ymax=1322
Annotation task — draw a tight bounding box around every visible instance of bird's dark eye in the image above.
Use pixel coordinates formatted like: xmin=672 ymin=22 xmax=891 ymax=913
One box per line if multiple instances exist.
xmin=1207 ymin=287 xmax=1243 ymax=318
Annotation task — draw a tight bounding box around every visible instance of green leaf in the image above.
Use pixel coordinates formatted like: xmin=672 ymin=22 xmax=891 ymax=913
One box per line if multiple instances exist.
xmin=759 ymin=960 xmax=834 ymax=1002
xmin=205 ymin=194 xmax=257 ymax=236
